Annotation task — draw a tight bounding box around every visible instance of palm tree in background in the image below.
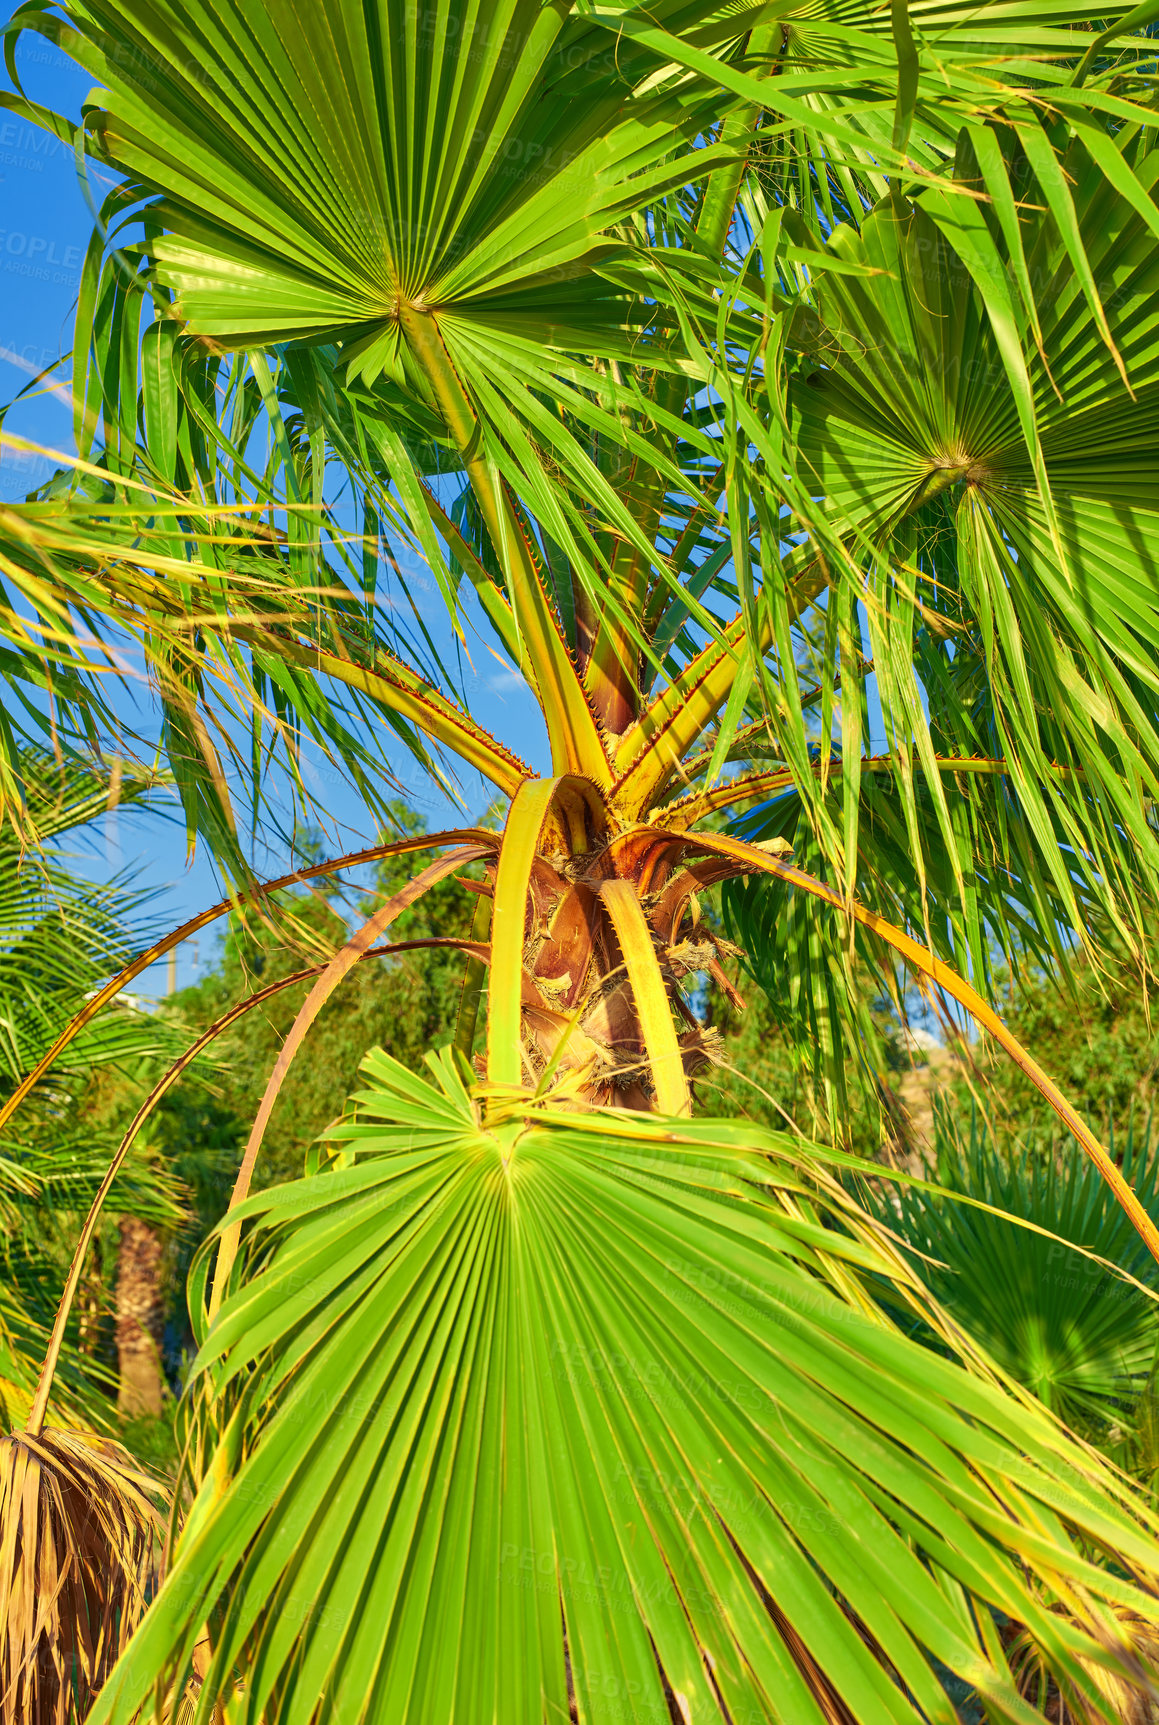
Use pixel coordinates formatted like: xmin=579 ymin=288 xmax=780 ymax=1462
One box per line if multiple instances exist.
xmin=3 ymin=0 xmax=1159 ymax=1718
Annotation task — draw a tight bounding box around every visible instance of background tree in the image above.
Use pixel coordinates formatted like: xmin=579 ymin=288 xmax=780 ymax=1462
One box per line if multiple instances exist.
xmin=943 ymin=944 xmax=1159 ymax=1150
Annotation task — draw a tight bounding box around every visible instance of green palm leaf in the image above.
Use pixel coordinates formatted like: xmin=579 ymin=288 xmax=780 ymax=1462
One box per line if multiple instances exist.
xmin=868 ymin=1110 xmax=1159 ymax=1431
xmin=17 ymin=0 xmax=742 ymax=395
xmin=7 ymin=9 xmax=1159 ymax=1715
xmin=87 ymin=1049 xmax=1159 ymax=1724
xmin=733 ymin=132 xmax=1159 ymax=1000
xmin=0 ymin=748 xmax=171 ymax=1086
xmin=0 ymin=752 xmax=188 ymax=1426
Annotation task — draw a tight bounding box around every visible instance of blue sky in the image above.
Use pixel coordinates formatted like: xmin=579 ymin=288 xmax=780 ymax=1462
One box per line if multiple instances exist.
xmin=1 ymin=36 xmax=552 ymax=995
xmin=1 ymin=42 xmax=92 ymax=493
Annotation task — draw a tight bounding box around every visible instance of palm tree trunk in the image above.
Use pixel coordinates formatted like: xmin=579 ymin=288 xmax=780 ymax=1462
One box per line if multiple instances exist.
xmin=114 ymin=1217 xmax=166 ymax=1417
xmin=74 ymin=1234 xmax=104 ymax=1357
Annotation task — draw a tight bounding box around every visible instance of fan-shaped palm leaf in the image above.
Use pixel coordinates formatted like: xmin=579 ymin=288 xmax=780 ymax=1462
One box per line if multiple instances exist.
xmin=89 ymin=1050 xmax=1159 ymax=1725
xmin=776 ymin=137 xmax=1159 ymax=930
xmin=867 ymin=1111 xmax=1159 ymax=1431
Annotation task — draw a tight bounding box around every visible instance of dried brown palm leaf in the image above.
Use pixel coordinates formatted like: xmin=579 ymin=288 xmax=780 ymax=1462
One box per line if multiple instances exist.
xmin=0 ymin=1426 xmax=161 ymax=1725
xmin=1006 ymin=1606 xmax=1159 ymax=1723
xmin=166 ymin=1636 xmax=231 ymax=1725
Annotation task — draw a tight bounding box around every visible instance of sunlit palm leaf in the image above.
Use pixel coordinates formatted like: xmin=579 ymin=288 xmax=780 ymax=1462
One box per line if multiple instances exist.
xmin=89 ymin=1050 xmax=1159 ymax=1724
xmin=717 ymin=130 xmax=1159 ymax=1093
xmin=0 ymin=478 xmax=531 ymax=863
xmin=6 ymin=11 xmax=1159 ymax=1717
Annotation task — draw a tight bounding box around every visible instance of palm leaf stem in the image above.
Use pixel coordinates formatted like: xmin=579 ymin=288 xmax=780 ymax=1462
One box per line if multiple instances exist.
xmin=226 ymin=625 xmax=530 ymax=795
xmin=599 ymin=878 xmax=691 ymax=1115
xmin=0 ymin=830 xmax=499 ymax=1143
xmin=614 ymin=565 xmax=830 ymax=814
xmin=487 ymin=777 xmax=570 ymax=1091
xmin=582 ymin=443 xmax=669 ymax=733
xmin=208 ymin=844 xmax=493 ymax=1314
xmin=690 ymin=828 xmax=1159 ymax=1266
xmin=576 ymin=157 xmax=750 ymax=733
xmin=4 ymin=483 xmax=531 ymax=800
xmin=695 ymin=87 xmax=775 ymax=261
xmin=398 ymin=308 xmax=610 ymax=781
xmin=666 ymin=753 xmax=1082 ymax=826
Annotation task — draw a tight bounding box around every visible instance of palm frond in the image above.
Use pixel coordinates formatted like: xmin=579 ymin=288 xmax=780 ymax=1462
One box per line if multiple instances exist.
xmin=4 ymin=0 xmax=1153 ymax=878
xmin=86 ymin=1050 xmax=1159 ymax=1725
xmin=5 ymin=8 xmax=1159 ymax=1720
xmin=865 ymin=1110 xmax=1159 ymax=1431
xmin=765 ymin=139 xmax=1159 ymax=954
xmin=0 ymin=1426 xmax=161 ymax=1725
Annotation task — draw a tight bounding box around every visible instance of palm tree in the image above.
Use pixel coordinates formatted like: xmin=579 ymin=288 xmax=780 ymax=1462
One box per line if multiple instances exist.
xmin=3 ymin=0 xmax=1159 ymax=1718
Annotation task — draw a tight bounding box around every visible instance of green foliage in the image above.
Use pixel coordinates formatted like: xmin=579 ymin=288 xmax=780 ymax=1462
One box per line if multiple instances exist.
xmin=0 ymin=0 xmax=1157 ymax=1001
xmin=116 ymin=1407 xmax=181 ymax=1479
xmin=4 ymin=0 xmax=1159 ymax=1716
xmin=0 ymin=751 xmax=186 ymax=1420
xmin=694 ymin=959 xmax=897 ymax=1155
xmin=696 ymin=862 xmax=912 ymax=1153
xmin=866 ymin=1112 xmax=1159 ymax=1439
xmin=0 ymin=750 xmax=167 ymax=1098
xmin=945 ymin=946 xmax=1159 ymax=1149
